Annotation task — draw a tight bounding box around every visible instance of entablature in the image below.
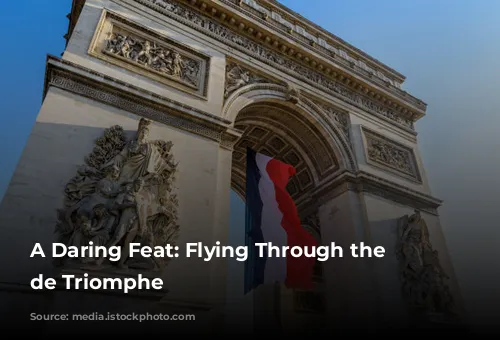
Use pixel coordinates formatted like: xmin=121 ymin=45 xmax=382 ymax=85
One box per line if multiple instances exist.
xmin=184 ymin=1 xmax=423 ymax=110
xmin=130 ymin=0 xmax=425 ymax=129
xmin=65 ymin=0 xmax=427 ymax=132
xmin=216 ymin=0 xmax=419 ymax=102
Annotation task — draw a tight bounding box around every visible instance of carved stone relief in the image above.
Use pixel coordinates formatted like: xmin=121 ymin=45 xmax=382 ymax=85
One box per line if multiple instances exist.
xmin=89 ymin=11 xmax=209 ymax=97
xmin=104 ymin=32 xmax=201 ymax=89
xmin=54 ymin=119 xmax=180 ymax=272
xmin=134 ymin=0 xmax=416 ymax=130
xmin=314 ymin=102 xmax=350 ymax=140
xmin=224 ymin=62 xmax=270 ymax=98
xmin=396 ymin=211 xmax=456 ymax=323
xmin=285 ymin=83 xmax=300 ymax=104
xmin=362 ymin=127 xmax=420 ymax=182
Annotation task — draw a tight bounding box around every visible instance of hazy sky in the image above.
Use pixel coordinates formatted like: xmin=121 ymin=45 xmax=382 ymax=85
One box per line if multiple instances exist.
xmin=0 ymin=0 xmax=498 ymax=327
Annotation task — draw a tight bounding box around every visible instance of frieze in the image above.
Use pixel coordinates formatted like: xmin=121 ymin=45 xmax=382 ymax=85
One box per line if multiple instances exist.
xmin=133 ymin=0 xmax=417 ymax=131
xmin=88 ymin=11 xmax=210 ymax=98
xmin=104 ymin=32 xmax=201 ymax=88
xmin=362 ymin=127 xmax=421 ymax=182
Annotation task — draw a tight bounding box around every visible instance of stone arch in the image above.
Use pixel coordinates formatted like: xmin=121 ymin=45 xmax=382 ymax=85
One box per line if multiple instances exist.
xmin=224 ymin=82 xmax=357 ymax=202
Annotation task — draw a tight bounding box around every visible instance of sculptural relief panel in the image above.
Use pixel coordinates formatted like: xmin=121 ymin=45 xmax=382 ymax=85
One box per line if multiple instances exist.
xmin=396 ymin=211 xmax=457 ymax=324
xmin=224 ymin=62 xmax=276 ymax=99
xmin=88 ymin=11 xmax=210 ymax=98
xmin=54 ymin=119 xmax=180 ymax=273
xmin=361 ymin=126 xmax=421 ymax=183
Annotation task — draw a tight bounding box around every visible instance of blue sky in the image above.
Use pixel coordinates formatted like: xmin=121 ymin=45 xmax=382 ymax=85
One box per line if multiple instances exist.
xmin=1 ymin=0 xmax=499 ymax=327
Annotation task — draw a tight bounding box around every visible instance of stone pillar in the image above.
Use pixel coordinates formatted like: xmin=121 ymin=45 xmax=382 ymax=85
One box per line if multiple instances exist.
xmin=317 ymin=187 xmax=378 ymax=330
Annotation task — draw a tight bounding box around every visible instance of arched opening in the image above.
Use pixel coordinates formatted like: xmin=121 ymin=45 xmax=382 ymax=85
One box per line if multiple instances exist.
xmin=226 ymin=98 xmax=347 ymax=321
xmin=230 ymin=101 xmax=343 ymax=203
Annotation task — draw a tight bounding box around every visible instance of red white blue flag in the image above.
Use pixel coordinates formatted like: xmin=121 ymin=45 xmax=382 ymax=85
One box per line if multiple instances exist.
xmin=244 ymin=148 xmax=317 ymax=293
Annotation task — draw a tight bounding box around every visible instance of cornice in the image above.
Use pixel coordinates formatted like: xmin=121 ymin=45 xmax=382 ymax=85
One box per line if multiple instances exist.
xmin=43 ymin=55 xmax=241 ymax=149
xmin=174 ymin=0 xmax=426 ymax=116
xmin=128 ymin=0 xmax=421 ymax=131
xmin=250 ymin=0 xmax=406 ymax=83
xmin=304 ymin=170 xmax=442 ymax=216
xmin=215 ymin=0 xmax=423 ymax=108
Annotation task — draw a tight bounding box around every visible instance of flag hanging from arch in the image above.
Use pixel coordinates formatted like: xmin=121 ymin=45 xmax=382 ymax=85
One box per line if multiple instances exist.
xmin=244 ymin=147 xmax=317 ymax=294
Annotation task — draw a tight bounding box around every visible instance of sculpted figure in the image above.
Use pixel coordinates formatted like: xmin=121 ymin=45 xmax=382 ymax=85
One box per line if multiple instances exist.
xmin=55 ymin=120 xmax=180 ymax=272
xmin=151 ymin=49 xmax=171 ymax=73
xmin=87 ymin=204 xmax=115 ymax=247
xmin=107 ymin=119 xmax=173 ymax=184
xmin=285 ymin=83 xmax=300 ymax=104
xmin=396 ymin=210 xmax=455 ymax=318
xmin=108 ymin=34 xmax=133 ymax=59
xmin=104 ymin=179 xmax=144 ymax=268
xmin=134 ymin=40 xmax=157 ymax=66
xmin=225 ymin=64 xmax=250 ymax=98
xmin=183 ymin=59 xmax=200 ymax=86
xmin=64 ymin=165 xmax=100 ymax=204
xmin=63 ymin=166 xmax=121 ymax=239
xmin=170 ymin=51 xmax=184 ymax=78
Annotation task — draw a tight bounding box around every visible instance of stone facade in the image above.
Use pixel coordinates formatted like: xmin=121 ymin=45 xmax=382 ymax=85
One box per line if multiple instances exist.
xmin=0 ymin=0 xmax=464 ymax=333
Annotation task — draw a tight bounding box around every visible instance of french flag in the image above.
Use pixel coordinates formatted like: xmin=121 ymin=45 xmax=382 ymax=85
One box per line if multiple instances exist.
xmin=244 ymin=148 xmax=318 ymax=293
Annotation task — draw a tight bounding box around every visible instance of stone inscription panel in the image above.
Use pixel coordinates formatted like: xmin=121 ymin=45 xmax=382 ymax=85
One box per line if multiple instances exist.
xmin=88 ymin=10 xmax=210 ymax=98
xmin=361 ymin=126 xmax=421 ymax=183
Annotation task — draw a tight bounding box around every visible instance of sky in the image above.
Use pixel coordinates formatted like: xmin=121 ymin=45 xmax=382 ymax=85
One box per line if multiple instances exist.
xmin=0 ymin=0 xmax=499 ymax=328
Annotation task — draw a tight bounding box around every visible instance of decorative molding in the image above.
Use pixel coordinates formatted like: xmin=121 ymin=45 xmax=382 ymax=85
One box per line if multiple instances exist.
xmin=132 ymin=0 xmax=419 ymax=132
xmin=308 ymin=171 xmax=441 ymax=216
xmin=357 ymin=171 xmax=439 ymax=215
xmin=221 ymin=0 xmax=405 ymax=87
xmin=219 ymin=0 xmax=430 ymax=120
xmin=361 ymin=126 xmax=421 ymax=183
xmin=44 ymin=56 xmax=240 ymax=151
xmin=302 ymin=96 xmax=350 ymax=140
xmin=88 ymin=10 xmax=210 ymax=98
xmin=233 ymin=168 xmax=441 ymax=217
xmin=224 ymin=61 xmax=277 ymax=99
xmin=197 ymin=0 xmax=426 ymax=112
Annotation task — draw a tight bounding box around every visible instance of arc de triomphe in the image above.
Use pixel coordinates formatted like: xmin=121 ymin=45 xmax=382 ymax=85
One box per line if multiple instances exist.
xmin=0 ymin=0 xmax=464 ymax=333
